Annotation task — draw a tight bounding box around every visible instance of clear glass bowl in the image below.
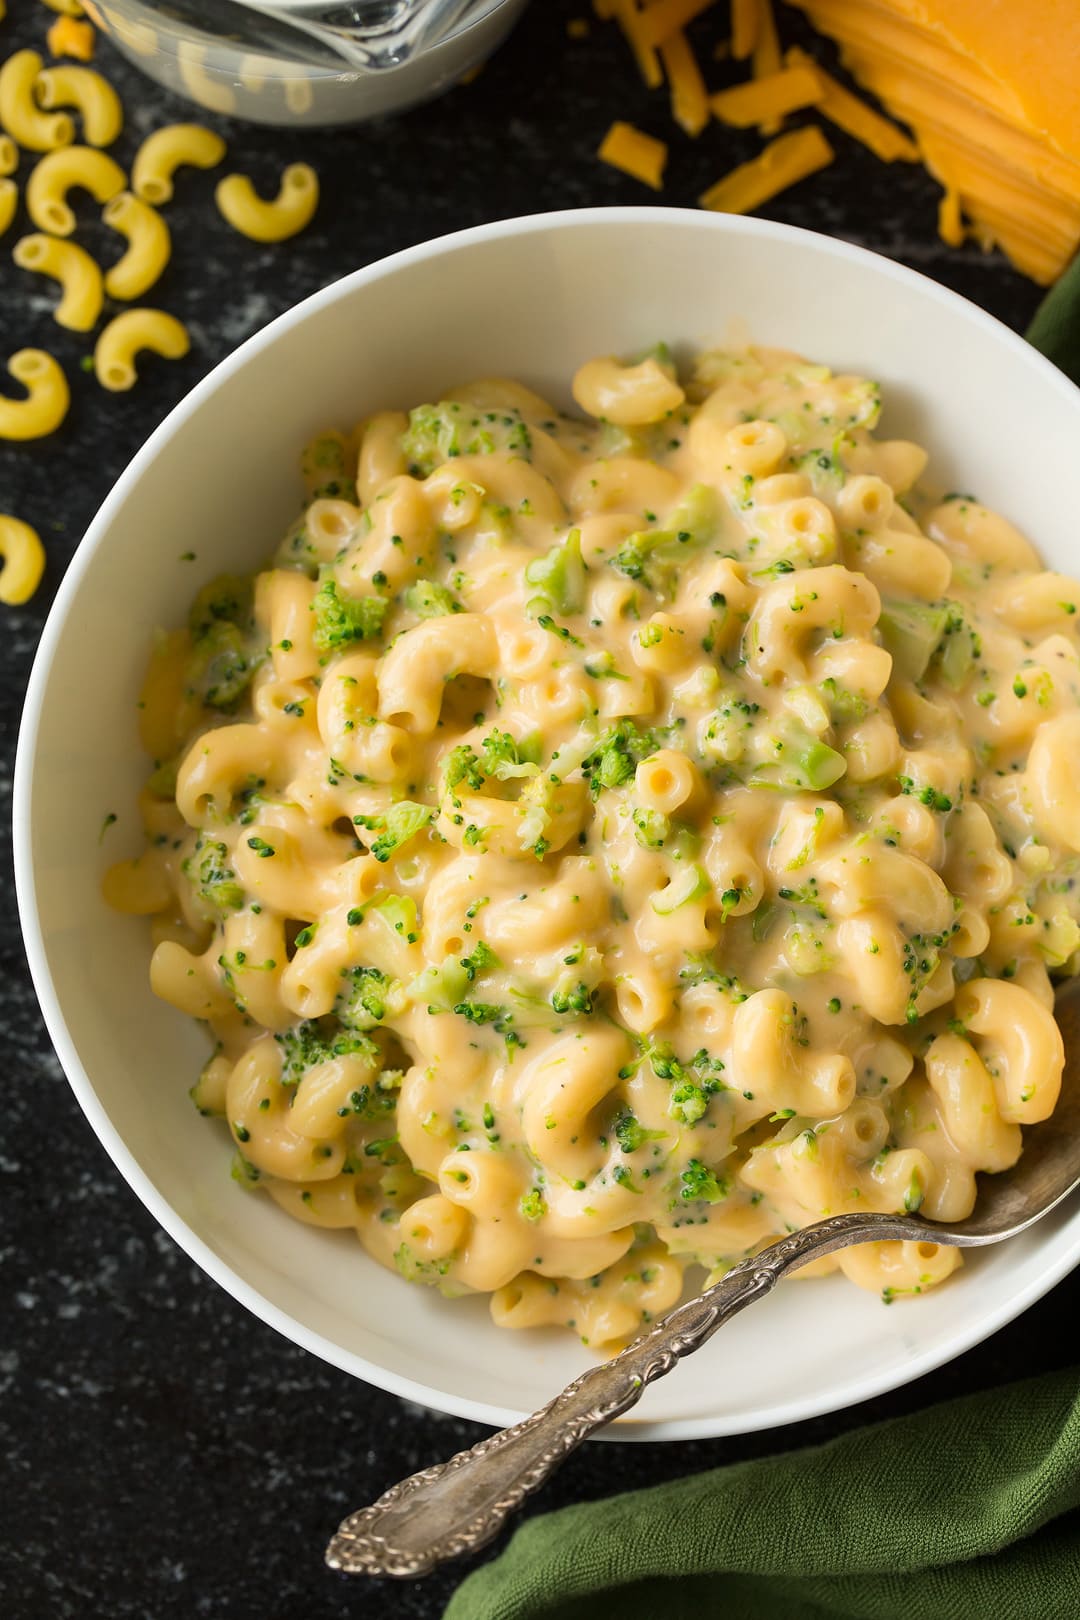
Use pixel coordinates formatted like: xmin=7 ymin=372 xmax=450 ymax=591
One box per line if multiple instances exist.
xmin=85 ymin=0 xmax=528 ymax=127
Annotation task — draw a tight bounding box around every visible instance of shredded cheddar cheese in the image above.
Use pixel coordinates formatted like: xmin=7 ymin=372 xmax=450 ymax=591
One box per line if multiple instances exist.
xmin=598 ymin=120 xmax=669 ymax=188
xmin=660 ymin=28 xmax=710 ymax=137
xmin=46 ymin=14 xmax=96 ymax=59
xmin=634 ymin=0 xmax=718 ymax=50
xmin=710 ymin=63 xmax=822 ymax=127
xmin=699 ymin=123 xmax=834 ymax=211
xmin=784 ymin=46 xmax=918 ymax=163
xmin=751 ymin=0 xmax=784 ymax=132
xmin=937 ymin=184 xmax=965 ymax=248
xmin=732 ymin=0 xmax=760 ymax=59
xmin=609 ymin=0 xmax=663 ymax=87
xmin=785 ymin=0 xmax=1080 ymax=282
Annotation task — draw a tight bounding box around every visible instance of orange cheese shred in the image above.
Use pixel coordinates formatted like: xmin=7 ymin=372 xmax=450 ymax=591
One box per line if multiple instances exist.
xmin=731 ymin=0 xmax=760 ymax=59
xmin=598 ymin=120 xmax=670 ymax=188
xmin=938 ymin=185 xmax=966 ymax=247
xmin=699 ymin=123 xmax=835 ymax=212
xmin=635 ymin=0 xmax=719 ymax=50
xmin=710 ymin=64 xmax=823 ymax=127
xmin=784 ymin=45 xmax=918 ymax=162
xmin=46 ymin=14 xmax=97 ymax=59
xmin=611 ymin=0 xmax=664 ymax=87
xmin=785 ymin=0 xmax=1080 ymax=283
xmin=660 ymin=28 xmax=711 ymax=137
xmin=751 ymin=0 xmax=784 ymax=132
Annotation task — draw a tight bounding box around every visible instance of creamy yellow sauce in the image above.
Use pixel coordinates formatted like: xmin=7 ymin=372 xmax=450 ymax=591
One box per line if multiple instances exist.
xmin=107 ymin=343 xmax=1073 ymax=1349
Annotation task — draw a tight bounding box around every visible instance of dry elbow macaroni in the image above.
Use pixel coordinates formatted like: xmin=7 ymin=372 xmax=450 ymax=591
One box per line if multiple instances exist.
xmin=131 ymin=124 xmax=227 ymax=205
xmin=93 ymin=309 xmax=190 ymax=391
xmin=35 ymin=64 xmax=124 ymax=148
xmin=109 ymin=344 xmax=1075 ymax=1348
xmin=0 ymin=48 xmax=75 ymax=151
xmin=101 ymin=191 xmax=171 ymax=300
xmin=26 ymin=143 xmax=125 ymax=234
xmin=14 ymin=232 xmax=104 ymax=330
xmin=0 ymin=513 xmax=46 ymax=604
xmin=0 ymin=347 xmax=69 ymax=438
xmin=215 ymin=163 xmax=319 ymax=243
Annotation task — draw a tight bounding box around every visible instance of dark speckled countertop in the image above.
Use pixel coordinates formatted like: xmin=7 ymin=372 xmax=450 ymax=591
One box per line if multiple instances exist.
xmin=1 ymin=3 xmax=1073 ymax=1616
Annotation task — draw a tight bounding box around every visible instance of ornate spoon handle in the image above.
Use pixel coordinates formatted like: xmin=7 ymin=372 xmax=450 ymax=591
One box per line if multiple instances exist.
xmin=326 ymin=1211 xmax=921 ymax=1578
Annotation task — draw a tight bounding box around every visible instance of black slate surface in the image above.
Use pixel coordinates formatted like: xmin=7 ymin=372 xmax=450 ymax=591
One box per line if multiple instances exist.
xmin=0 ymin=3 xmax=1071 ymax=1617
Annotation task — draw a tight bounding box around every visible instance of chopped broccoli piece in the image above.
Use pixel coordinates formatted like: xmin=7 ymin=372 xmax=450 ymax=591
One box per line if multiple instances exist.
xmin=357 ymin=800 xmax=434 ymax=863
xmin=337 ymin=965 xmax=393 ymax=1029
xmin=312 ymin=577 xmax=388 ymax=654
xmin=749 ymin=730 xmax=847 ymax=793
xmin=453 ymin=1001 xmax=506 ymax=1024
xmin=581 ymin=721 xmax=660 ymax=796
xmin=877 ymin=599 xmax=950 ymax=683
xmin=613 ymin=1111 xmax=664 ymax=1154
xmin=551 ymin=981 xmax=596 ymax=1016
xmin=444 ymin=744 xmax=485 ymax=798
xmin=519 ymin=1188 xmax=547 ymax=1222
xmin=401 ymin=402 xmax=532 ymax=477
xmin=404 ymin=579 xmax=462 ymax=617
xmin=186 ymin=837 xmax=244 ymax=913
xmin=275 ymin=1020 xmax=378 ymax=1086
xmin=188 ymin=574 xmax=254 ymax=639
xmin=611 ymin=485 xmax=718 ymax=589
xmin=525 ymin=528 xmax=586 ymax=615
xmin=457 ymin=942 xmax=497 ymax=984
xmin=677 ymin=1158 xmax=730 ymax=1204
xmin=480 ymin=729 xmax=541 ymax=781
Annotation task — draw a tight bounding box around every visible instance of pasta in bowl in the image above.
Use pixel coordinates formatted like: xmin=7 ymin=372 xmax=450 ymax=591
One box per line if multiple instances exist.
xmin=106 ymin=341 xmax=1071 ymax=1352
xmin=17 ymin=208 xmax=1080 ymax=1435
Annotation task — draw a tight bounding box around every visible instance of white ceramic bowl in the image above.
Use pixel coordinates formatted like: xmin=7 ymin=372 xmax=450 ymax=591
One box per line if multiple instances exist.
xmin=16 ymin=208 xmax=1080 ymax=1441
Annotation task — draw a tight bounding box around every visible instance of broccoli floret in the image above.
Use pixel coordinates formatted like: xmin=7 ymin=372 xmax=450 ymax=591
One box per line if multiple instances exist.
xmin=677 ymin=1158 xmax=730 ymax=1204
xmin=401 ymin=402 xmax=533 ymax=477
xmin=551 ymin=981 xmax=596 ymax=1016
xmin=355 ymin=800 xmax=434 ymax=863
xmin=460 ymin=941 xmax=498 ymax=981
xmin=581 ymin=721 xmax=660 ymax=797
xmin=275 ymin=1020 xmax=378 ymax=1086
xmin=519 ymin=1187 xmax=547 ymax=1222
xmin=613 ymin=1111 xmax=664 ymax=1154
xmin=480 ymin=729 xmax=541 ymax=781
xmin=337 ymin=965 xmax=393 ymax=1030
xmin=444 ymin=744 xmax=485 ymax=798
xmin=611 ymin=485 xmax=718 ymax=590
xmin=187 ymin=837 xmax=244 ymax=913
xmin=524 ymin=527 xmax=586 ymax=615
xmin=404 ymin=579 xmax=462 ymax=618
xmin=311 ymin=577 xmax=388 ymax=654
xmin=452 ymin=1001 xmax=506 ymax=1024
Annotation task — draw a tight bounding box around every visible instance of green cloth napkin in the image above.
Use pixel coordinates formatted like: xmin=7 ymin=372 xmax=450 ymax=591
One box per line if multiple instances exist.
xmin=445 ymin=280 xmax=1080 ymax=1620
xmin=445 ymin=1367 xmax=1080 ymax=1620
xmin=1027 ymin=251 xmax=1080 ymax=387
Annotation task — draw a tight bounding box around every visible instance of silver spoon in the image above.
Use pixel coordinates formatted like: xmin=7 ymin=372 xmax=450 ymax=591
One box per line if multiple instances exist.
xmin=326 ymin=978 xmax=1080 ymax=1579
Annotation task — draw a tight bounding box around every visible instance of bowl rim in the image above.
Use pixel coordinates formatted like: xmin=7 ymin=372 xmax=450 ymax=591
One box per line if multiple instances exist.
xmin=15 ymin=204 xmax=1080 ymax=1442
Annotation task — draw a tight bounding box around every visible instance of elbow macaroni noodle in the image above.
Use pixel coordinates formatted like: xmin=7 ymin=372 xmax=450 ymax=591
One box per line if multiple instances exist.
xmin=93 ymin=309 xmax=190 ymax=391
xmin=14 ymin=232 xmax=104 ymax=331
xmin=34 ymin=64 xmax=123 ymax=147
xmin=0 ymin=347 xmax=69 ymax=438
xmin=101 ymin=190 xmax=171 ymax=300
xmin=214 ymin=163 xmax=319 ymax=243
xmin=0 ymin=49 xmax=74 ymax=151
xmin=131 ymin=123 xmax=226 ymax=205
xmin=26 ymin=143 xmax=125 ymax=234
xmin=109 ymin=345 xmax=1076 ymax=1348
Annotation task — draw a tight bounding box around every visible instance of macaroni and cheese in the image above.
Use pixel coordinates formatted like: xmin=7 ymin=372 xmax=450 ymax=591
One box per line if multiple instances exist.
xmin=108 ymin=345 xmax=1074 ymax=1349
